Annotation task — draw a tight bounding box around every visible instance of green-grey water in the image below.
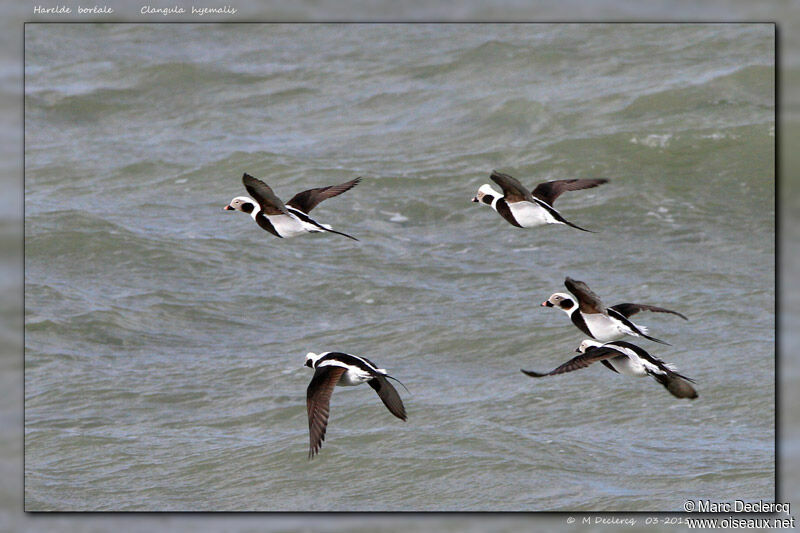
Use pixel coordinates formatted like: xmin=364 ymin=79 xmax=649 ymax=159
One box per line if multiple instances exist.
xmin=24 ymin=23 xmax=774 ymax=511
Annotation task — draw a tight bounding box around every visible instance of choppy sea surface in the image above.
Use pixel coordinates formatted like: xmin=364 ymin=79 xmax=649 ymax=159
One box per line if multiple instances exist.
xmin=24 ymin=23 xmax=774 ymax=511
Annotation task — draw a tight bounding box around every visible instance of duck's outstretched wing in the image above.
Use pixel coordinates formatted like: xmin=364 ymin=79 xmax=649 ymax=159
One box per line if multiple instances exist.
xmin=368 ymin=375 xmax=407 ymax=421
xmin=531 ymin=178 xmax=608 ymax=206
xmin=521 ymin=346 xmax=619 ymax=377
xmin=287 ymin=177 xmax=361 ymax=213
xmin=242 ymin=173 xmax=291 ymax=216
xmin=306 ymin=365 xmax=346 ymax=459
xmin=565 ymin=277 xmax=607 ymax=315
xmin=490 ymin=171 xmax=534 ymax=203
xmin=609 ymin=303 xmax=688 ymax=321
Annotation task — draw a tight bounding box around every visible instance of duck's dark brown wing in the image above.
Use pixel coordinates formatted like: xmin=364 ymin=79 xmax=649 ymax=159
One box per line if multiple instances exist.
xmin=242 ymin=173 xmax=290 ymax=216
xmin=531 ymin=178 xmax=608 ymax=206
xmin=609 ymin=303 xmax=688 ymax=321
xmin=368 ymin=376 xmax=407 ymax=421
xmin=490 ymin=171 xmax=534 ymax=204
xmin=287 ymin=177 xmax=361 ymax=214
xmin=521 ymin=346 xmax=618 ymax=377
xmin=565 ymin=277 xmax=607 ymax=315
xmin=306 ymin=365 xmax=346 ymax=459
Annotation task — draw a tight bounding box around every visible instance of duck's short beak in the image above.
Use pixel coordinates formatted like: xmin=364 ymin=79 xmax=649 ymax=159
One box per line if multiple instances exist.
xmin=471 ymin=197 xmax=478 ymax=203
xmin=542 ymin=301 xmax=553 ymax=307
xmin=224 ymin=205 xmax=234 ymax=210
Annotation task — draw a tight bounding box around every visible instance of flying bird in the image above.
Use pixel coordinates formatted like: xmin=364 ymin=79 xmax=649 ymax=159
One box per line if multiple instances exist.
xmin=304 ymin=351 xmax=407 ymax=459
xmin=521 ymin=339 xmax=698 ymax=399
xmin=471 ymin=170 xmax=607 ymax=231
xmin=542 ymin=276 xmax=687 ymax=345
xmin=224 ymin=173 xmax=360 ymax=240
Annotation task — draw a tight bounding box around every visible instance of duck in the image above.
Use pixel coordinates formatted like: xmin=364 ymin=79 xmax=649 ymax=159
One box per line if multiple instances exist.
xmin=225 ymin=173 xmax=360 ymax=240
xmin=471 ymin=170 xmax=607 ymax=231
xmin=521 ymin=339 xmax=698 ymax=399
xmin=542 ymin=277 xmax=687 ymax=345
xmin=304 ymin=351 xmax=407 ymax=458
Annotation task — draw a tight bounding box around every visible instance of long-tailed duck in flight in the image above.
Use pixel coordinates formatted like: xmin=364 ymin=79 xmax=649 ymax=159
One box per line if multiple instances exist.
xmin=224 ymin=173 xmax=360 ymax=240
xmin=542 ymin=277 xmax=687 ymax=345
xmin=521 ymin=339 xmax=698 ymax=399
xmin=471 ymin=170 xmax=607 ymax=232
xmin=304 ymin=351 xmax=407 ymax=459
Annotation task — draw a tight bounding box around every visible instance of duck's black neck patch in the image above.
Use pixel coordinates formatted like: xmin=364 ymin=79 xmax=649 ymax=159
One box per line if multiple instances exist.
xmin=240 ymin=202 xmax=254 ymax=214
xmin=482 ymin=194 xmax=495 ymax=205
xmin=559 ymin=298 xmax=574 ymax=310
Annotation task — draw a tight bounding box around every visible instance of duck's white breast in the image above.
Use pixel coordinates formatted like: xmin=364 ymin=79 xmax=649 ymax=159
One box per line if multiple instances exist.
xmin=266 ymin=214 xmax=313 ymax=238
xmin=608 ymin=354 xmax=648 ymax=377
xmin=583 ymin=314 xmax=627 ymax=341
xmin=508 ymin=201 xmax=554 ymax=227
